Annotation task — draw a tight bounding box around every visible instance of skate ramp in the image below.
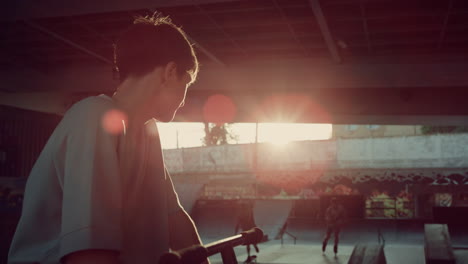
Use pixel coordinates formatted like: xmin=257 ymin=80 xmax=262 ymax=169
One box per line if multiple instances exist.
xmin=191 ymin=201 xmax=238 ymax=243
xmin=253 ymin=200 xmax=293 ymax=240
xmin=173 ymin=183 xmax=203 ymax=214
xmin=192 ymin=199 xmax=293 ymax=243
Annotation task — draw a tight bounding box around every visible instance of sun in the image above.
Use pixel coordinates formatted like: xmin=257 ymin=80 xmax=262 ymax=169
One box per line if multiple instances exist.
xmin=258 ymin=123 xmax=332 ymax=146
xmin=268 ymin=137 xmax=290 ymax=147
xmin=258 ymin=123 xmax=293 ymax=146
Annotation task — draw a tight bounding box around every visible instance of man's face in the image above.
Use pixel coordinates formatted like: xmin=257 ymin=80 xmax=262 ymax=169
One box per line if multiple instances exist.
xmin=151 ymin=65 xmax=192 ymax=122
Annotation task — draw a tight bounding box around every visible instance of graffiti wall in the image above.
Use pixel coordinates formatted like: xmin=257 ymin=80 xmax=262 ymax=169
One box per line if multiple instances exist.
xmin=365 ymin=190 xmax=414 ymax=218
xmin=435 ymin=193 xmax=452 ymax=207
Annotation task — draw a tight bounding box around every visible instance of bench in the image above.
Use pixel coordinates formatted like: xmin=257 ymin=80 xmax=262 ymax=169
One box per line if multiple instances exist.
xmin=348 ymin=243 xmax=386 ymax=264
xmin=424 ymin=224 xmax=455 ymax=264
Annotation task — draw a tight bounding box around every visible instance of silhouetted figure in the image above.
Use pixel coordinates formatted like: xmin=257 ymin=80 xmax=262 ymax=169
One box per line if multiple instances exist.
xmin=322 ymin=197 xmax=346 ymax=256
xmin=235 ymin=201 xmax=259 ymax=263
xmin=8 ymin=13 xmax=207 ymax=264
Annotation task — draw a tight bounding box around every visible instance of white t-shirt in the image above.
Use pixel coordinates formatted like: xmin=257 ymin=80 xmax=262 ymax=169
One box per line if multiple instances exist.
xmin=8 ymin=95 xmax=181 ymax=264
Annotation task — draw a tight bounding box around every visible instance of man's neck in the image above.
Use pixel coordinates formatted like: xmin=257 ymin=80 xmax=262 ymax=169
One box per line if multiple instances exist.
xmin=112 ymin=78 xmax=157 ymax=129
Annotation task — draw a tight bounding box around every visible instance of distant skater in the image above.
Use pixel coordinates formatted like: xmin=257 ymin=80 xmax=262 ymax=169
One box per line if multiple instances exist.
xmin=322 ymin=197 xmax=346 ymax=256
xmin=235 ymin=200 xmax=259 ymax=263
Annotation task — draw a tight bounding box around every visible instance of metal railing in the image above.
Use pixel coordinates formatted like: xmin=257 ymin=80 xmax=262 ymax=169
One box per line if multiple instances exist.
xmin=159 ymin=227 xmax=264 ymax=264
xmin=278 ymin=221 xmax=297 ymax=246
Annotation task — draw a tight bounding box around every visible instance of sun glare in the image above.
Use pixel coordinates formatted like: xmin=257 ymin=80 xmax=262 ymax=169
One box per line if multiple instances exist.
xmin=258 ymin=123 xmax=332 ymax=146
xmin=157 ymin=122 xmax=332 ymax=149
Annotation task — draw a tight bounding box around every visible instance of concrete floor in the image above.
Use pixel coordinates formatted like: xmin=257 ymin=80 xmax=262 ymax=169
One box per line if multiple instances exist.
xmin=208 ymin=240 xmax=468 ymax=264
xmin=203 ymin=220 xmax=468 ymax=264
xmin=208 ymin=241 xmax=429 ymax=264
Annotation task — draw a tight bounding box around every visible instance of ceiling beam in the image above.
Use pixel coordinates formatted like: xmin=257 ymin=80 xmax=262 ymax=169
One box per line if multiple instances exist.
xmin=333 ymin=11 xmax=461 ymax=23
xmin=195 ymin=4 xmax=249 ymax=58
xmin=186 ymin=36 xmax=226 ymax=66
xmin=3 ymin=0 xmax=238 ymax=21
xmin=3 ymin=60 xmax=468 ymax=93
xmin=272 ymin=0 xmax=309 ymax=57
xmin=4 ymin=87 xmax=468 ymax=125
xmin=3 ymin=62 xmax=468 ymax=124
xmin=176 ymin=4 xmax=308 ymax=16
xmin=24 ymin=21 xmax=112 ymax=65
xmin=186 ymin=20 xmax=466 ymax=34
xmin=309 ymin=0 xmax=342 ymax=63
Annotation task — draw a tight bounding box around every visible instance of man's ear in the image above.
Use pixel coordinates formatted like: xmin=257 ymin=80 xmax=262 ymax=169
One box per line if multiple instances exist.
xmin=163 ymin=61 xmax=177 ymax=82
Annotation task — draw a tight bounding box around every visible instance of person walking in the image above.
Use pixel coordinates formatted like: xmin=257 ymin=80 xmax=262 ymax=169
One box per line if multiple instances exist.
xmin=322 ymin=197 xmax=346 ymax=256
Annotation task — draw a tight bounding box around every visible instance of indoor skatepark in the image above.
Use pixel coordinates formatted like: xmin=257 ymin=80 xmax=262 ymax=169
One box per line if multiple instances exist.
xmin=3 ymin=0 xmax=468 ymax=263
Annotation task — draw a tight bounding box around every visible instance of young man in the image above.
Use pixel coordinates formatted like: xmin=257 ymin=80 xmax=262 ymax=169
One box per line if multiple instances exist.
xmin=8 ymin=14 xmax=208 ymax=264
xmin=322 ymin=197 xmax=346 ymax=256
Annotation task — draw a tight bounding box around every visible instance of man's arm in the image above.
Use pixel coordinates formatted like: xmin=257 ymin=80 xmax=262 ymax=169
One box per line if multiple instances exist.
xmin=169 ymin=209 xmax=203 ymax=251
xmin=165 ymin=169 xmax=204 ymax=251
xmin=63 ymin=212 xmax=204 ymax=264
xmin=165 ymin=169 xmax=209 ymax=263
xmin=169 ymin=209 xmax=210 ymax=264
xmin=58 ymin=103 xmax=123 ymax=264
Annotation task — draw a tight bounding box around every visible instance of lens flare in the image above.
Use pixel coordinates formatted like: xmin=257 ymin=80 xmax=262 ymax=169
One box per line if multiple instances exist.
xmin=102 ymin=109 xmax=127 ymax=135
xmin=203 ymin=94 xmax=237 ymax=124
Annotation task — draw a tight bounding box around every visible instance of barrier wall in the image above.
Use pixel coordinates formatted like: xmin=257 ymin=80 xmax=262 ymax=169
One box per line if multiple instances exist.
xmin=164 ymin=134 xmax=468 ymax=173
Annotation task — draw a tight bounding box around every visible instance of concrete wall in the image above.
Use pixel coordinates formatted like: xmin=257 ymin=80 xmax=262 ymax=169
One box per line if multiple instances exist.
xmin=163 ymin=133 xmax=468 ymax=174
xmin=337 ymin=134 xmax=468 ymax=169
xmin=163 ymin=144 xmax=256 ymax=174
xmin=332 ymin=125 xmax=423 ymax=139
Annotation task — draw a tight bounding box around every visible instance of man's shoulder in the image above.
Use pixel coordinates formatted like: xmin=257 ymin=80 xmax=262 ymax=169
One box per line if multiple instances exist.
xmin=67 ymin=95 xmax=115 ymax=115
xmin=62 ymin=95 xmax=117 ymax=123
xmin=58 ymin=95 xmax=121 ymax=134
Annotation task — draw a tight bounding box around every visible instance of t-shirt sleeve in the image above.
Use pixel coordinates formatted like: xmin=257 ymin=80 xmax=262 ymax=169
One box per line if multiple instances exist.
xmin=58 ymin=101 xmax=123 ymax=260
xmin=165 ymin=168 xmax=183 ymax=214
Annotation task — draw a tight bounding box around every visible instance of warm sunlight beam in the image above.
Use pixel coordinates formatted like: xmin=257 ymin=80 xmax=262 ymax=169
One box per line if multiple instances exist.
xmin=157 ymin=122 xmax=332 ymax=149
xmin=258 ymin=123 xmax=332 ymax=146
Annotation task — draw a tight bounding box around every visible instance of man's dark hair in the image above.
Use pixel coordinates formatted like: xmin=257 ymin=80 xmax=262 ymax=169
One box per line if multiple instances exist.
xmin=115 ymin=13 xmax=199 ymax=82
